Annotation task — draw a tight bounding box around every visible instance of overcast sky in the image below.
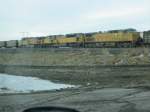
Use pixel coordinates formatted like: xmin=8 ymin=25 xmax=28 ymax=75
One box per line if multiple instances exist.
xmin=0 ymin=0 xmax=150 ymax=41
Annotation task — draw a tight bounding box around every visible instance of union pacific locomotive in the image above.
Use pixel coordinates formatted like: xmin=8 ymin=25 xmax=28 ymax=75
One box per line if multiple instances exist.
xmin=0 ymin=29 xmax=150 ymax=48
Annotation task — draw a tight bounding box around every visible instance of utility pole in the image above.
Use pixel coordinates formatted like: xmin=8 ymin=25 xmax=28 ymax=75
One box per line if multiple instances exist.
xmin=20 ymin=32 xmax=29 ymax=38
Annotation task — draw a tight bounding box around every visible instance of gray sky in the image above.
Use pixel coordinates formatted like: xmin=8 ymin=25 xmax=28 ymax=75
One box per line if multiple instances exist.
xmin=0 ymin=0 xmax=150 ymax=41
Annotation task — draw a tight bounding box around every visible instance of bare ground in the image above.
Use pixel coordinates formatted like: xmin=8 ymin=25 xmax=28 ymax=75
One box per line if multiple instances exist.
xmin=1 ymin=87 xmax=150 ymax=112
xmin=1 ymin=48 xmax=150 ymax=112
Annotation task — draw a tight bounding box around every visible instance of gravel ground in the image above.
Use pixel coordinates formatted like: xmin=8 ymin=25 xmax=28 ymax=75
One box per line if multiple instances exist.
xmin=1 ymin=87 xmax=150 ymax=112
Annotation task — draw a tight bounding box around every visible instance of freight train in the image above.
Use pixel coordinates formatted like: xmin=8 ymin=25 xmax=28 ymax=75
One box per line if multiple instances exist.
xmin=0 ymin=29 xmax=150 ymax=48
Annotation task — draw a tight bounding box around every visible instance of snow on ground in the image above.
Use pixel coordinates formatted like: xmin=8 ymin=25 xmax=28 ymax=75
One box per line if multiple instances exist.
xmin=0 ymin=74 xmax=75 ymax=94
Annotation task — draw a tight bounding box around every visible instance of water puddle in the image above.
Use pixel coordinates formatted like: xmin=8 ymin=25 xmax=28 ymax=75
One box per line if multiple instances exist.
xmin=0 ymin=74 xmax=75 ymax=94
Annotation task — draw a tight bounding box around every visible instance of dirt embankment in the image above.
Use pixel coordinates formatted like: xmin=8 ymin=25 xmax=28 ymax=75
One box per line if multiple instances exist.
xmin=0 ymin=48 xmax=150 ymax=66
xmin=1 ymin=48 xmax=150 ymax=87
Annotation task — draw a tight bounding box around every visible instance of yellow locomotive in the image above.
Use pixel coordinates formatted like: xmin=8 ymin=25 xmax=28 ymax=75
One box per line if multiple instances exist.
xmin=84 ymin=32 xmax=139 ymax=47
xmin=18 ymin=31 xmax=140 ymax=48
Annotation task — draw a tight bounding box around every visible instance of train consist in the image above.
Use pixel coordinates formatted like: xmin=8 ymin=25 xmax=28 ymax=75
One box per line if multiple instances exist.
xmin=0 ymin=29 xmax=150 ymax=48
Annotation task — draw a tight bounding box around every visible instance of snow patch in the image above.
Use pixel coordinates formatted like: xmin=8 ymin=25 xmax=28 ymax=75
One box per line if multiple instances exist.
xmin=0 ymin=74 xmax=75 ymax=94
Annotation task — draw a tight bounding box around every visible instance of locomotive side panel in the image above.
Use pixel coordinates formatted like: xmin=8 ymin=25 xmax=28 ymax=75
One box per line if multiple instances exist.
xmin=92 ymin=32 xmax=139 ymax=42
xmin=83 ymin=32 xmax=139 ymax=47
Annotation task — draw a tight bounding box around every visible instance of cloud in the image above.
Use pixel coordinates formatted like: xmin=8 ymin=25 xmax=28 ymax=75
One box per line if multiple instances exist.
xmin=83 ymin=8 xmax=147 ymax=20
xmin=81 ymin=1 xmax=149 ymax=21
xmin=0 ymin=0 xmax=150 ymax=40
